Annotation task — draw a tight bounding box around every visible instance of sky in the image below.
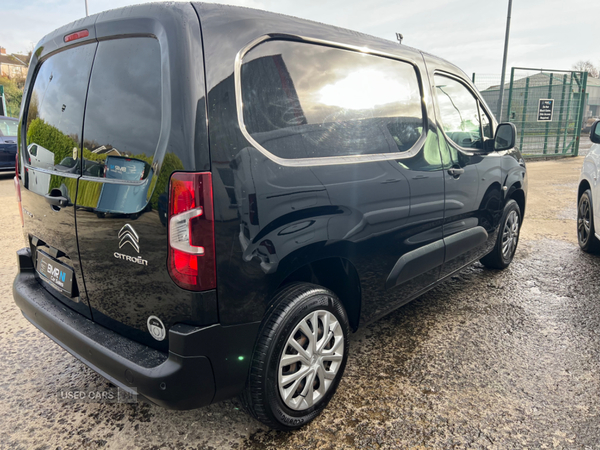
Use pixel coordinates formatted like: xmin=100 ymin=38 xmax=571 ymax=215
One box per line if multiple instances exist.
xmin=1 ymin=0 xmax=599 ymax=78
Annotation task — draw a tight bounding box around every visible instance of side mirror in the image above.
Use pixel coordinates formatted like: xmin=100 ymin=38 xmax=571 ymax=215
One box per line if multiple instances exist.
xmin=494 ymin=122 xmax=517 ymax=151
xmin=590 ymin=120 xmax=600 ymax=144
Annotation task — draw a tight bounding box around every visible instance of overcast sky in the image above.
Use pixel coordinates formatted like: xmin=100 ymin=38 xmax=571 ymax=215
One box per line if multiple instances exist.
xmin=2 ymin=0 xmax=599 ymax=77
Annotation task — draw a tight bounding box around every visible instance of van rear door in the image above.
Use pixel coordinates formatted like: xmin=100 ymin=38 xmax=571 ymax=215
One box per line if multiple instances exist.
xmin=72 ymin=4 xmax=213 ymax=350
xmin=20 ymin=42 xmax=97 ymax=318
xmin=74 ymin=36 xmax=167 ymax=345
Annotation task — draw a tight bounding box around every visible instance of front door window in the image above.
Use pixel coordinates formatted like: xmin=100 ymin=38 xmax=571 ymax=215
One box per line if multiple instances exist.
xmin=434 ymin=75 xmax=491 ymax=151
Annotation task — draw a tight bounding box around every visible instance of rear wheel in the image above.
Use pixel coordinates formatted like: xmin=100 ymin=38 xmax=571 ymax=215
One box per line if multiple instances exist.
xmin=577 ymin=189 xmax=599 ymax=253
xmin=480 ymin=199 xmax=522 ymax=269
xmin=241 ymin=283 xmax=349 ymax=430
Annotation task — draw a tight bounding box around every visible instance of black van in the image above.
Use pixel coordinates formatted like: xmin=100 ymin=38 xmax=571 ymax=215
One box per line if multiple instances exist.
xmin=12 ymin=2 xmax=527 ymax=430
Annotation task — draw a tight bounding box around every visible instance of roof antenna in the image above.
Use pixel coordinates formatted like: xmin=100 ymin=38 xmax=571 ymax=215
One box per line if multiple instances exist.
xmin=396 ymin=33 xmax=403 ymax=44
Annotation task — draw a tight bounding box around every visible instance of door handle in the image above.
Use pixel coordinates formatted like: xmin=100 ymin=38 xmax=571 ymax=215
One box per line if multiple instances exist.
xmin=447 ymin=168 xmax=465 ymax=178
xmin=44 ymin=194 xmax=69 ymax=208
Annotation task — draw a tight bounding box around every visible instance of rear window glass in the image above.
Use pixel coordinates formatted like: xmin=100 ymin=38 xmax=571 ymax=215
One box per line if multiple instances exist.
xmin=25 ymin=44 xmax=96 ymax=172
xmin=82 ymin=37 xmax=161 ymax=180
xmin=240 ymin=40 xmax=424 ymax=159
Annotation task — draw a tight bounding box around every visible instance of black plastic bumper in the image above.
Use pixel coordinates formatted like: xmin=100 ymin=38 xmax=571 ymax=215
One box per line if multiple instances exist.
xmin=12 ymin=248 xmax=216 ymax=410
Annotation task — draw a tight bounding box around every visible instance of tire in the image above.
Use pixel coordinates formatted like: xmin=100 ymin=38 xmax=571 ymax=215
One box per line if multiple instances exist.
xmin=241 ymin=283 xmax=350 ymax=431
xmin=480 ymin=199 xmax=522 ymax=269
xmin=577 ymin=189 xmax=600 ymax=253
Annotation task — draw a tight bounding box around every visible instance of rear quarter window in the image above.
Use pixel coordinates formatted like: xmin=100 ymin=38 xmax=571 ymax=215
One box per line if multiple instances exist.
xmin=240 ymin=40 xmax=424 ymax=160
xmin=82 ymin=37 xmax=161 ymax=180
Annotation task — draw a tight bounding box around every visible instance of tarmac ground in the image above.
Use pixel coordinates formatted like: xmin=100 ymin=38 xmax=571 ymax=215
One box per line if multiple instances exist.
xmin=1 ymin=153 xmax=599 ymax=449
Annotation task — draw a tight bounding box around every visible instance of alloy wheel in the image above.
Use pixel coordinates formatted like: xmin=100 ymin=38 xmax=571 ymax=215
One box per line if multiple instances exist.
xmin=578 ymin=195 xmax=592 ymax=245
xmin=278 ymin=310 xmax=344 ymax=411
xmin=502 ymin=210 xmax=520 ymax=260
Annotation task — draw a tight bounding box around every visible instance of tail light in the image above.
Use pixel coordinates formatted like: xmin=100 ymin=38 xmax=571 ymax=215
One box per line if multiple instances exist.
xmin=167 ymin=172 xmax=216 ymax=291
xmin=260 ymin=240 xmax=276 ymax=255
xmin=14 ymin=151 xmax=23 ymax=226
xmin=14 ymin=175 xmax=23 ymax=227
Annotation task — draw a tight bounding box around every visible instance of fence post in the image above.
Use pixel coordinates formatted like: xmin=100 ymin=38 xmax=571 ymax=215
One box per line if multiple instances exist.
xmin=563 ymin=74 xmax=574 ymax=154
xmin=506 ymin=68 xmax=515 ymax=123
xmin=0 ymin=85 xmax=7 ymax=117
xmin=519 ymin=77 xmax=529 ymax=151
xmin=573 ymin=71 xmax=588 ymax=157
xmin=555 ymin=74 xmax=567 ymax=153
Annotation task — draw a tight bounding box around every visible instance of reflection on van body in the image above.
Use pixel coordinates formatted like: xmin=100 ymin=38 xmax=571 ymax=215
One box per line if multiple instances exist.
xmin=92 ymin=156 xmax=153 ymax=214
xmin=25 ymin=143 xmax=53 ymax=195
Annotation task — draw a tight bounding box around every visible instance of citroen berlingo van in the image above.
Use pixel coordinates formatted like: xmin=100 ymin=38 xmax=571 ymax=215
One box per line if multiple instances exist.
xmin=13 ymin=2 xmax=527 ymax=430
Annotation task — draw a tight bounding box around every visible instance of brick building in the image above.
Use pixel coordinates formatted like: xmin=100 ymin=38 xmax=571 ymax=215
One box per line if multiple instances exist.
xmin=0 ymin=47 xmax=29 ymax=79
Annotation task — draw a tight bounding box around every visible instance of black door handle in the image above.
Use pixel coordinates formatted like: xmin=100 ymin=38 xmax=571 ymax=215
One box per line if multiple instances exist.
xmin=448 ymin=167 xmax=465 ymax=178
xmin=44 ymin=194 xmax=69 ymax=208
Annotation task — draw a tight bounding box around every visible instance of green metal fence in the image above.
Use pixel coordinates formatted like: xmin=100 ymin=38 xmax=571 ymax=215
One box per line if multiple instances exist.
xmin=0 ymin=85 xmax=7 ymax=116
xmin=474 ymin=68 xmax=588 ymax=158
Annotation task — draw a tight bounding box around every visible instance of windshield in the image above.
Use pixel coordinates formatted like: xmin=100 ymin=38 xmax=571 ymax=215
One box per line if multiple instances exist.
xmin=0 ymin=118 xmax=18 ymax=137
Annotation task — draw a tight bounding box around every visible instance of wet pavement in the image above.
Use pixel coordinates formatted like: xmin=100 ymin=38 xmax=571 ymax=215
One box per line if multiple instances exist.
xmin=1 ymin=156 xmax=600 ymax=449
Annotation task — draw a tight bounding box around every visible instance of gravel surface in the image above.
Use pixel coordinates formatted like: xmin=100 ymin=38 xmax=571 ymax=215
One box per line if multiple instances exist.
xmin=1 ymin=156 xmax=599 ymax=449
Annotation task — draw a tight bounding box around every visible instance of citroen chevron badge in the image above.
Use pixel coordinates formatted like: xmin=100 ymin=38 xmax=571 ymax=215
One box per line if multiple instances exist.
xmin=118 ymin=224 xmax=140 ymax=253
xmin=114 ymin=224 xmax=148 ymax=266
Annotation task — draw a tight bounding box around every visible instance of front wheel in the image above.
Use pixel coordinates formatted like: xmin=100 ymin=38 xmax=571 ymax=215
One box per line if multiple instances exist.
xmin=577 ymin=189 xmax=599 ymax=253
xmin=241 ymin=283 xmax=349 ymax=430
xmin=480 ymin=199 xmax=522 ymax=269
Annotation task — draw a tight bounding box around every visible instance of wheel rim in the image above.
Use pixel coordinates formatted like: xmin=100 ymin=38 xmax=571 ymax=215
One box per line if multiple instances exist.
xmin=278 ymin=309 xmax=344 ymax=411
xmin=578 ymin=195 xmax=592 ymax=245
xmin=502 ymin=210 xmax=520 ymax=260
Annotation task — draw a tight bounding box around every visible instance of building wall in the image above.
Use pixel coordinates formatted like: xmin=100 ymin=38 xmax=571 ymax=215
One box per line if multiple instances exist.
xmin=584 ymin=83 xmax=600 ymax=119
xmin=0 ymin=62 xmax=28 ymax=78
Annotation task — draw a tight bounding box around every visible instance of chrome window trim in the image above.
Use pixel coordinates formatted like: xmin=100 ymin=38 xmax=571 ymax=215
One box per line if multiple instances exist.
xmin=234 ymin=33 xmax=428 ymax=167
xmin=79 ymin=175 xmax=149 ymax=186
xmin=22 ymin=165 xmax=80 ymax=179
xmin=21 ymin=163 xmax=150 ymax=186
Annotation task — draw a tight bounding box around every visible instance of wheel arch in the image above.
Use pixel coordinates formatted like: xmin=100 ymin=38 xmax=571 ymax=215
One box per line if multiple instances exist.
xmin=509 ymin=188 xmax=526 ymax=220
xmin=278 ymin=257 xmax=362 ymax=332
xmin=578 ymin=178 xmax=592 ymax=200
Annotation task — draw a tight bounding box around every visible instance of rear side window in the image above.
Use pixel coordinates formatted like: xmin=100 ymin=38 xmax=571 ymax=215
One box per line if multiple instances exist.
xmin=82 ymin=38 xmax=161 ymax=180
xmin=240 ymin=41 xmax=424 ymax=159
xmin=25 ymin=44 xmax=96 ymax=171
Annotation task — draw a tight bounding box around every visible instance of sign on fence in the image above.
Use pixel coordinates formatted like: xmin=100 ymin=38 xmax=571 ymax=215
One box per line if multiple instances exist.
xmin=537 ymin=99 xmax=554 ymax=122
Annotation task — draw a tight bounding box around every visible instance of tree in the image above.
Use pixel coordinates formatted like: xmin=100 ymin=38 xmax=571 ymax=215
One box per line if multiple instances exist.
xmin=572 ymin=60 xmax=599 ymax=78
xmin=0 ymin=75 xmax=23 ymax=117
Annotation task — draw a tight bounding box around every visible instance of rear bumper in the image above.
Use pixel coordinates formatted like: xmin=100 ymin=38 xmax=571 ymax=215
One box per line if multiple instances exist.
xmin=12 ymin=247 xmax=216 ymax=409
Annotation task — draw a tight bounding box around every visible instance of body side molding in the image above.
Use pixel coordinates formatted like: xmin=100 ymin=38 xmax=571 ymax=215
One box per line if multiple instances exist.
xmin=444 ymin=226 xmax=488 ymax=262
xmin=385 ymin=239 xmax=445 ymax=290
